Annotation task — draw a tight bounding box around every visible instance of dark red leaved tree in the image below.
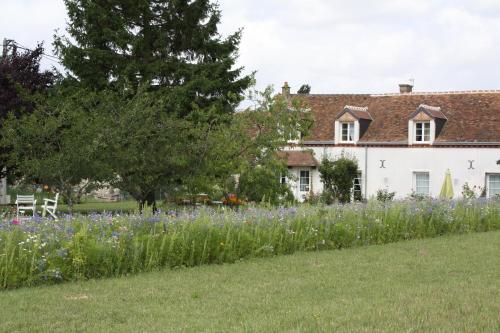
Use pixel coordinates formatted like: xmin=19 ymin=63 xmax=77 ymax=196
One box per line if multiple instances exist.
xmin=0 ymin=42 xmax=56 ymax=176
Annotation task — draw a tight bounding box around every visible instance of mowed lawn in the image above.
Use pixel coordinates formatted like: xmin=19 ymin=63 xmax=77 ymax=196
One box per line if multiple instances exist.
xmin=57 ymin=200 xmax=139 ymax=214
xmin=1 ymin=232 xmax=499 ymax=333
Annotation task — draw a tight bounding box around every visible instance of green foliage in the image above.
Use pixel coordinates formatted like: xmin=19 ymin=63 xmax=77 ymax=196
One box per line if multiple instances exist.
xmin=462 ymin=183 xmax=476 ymax=199
xmin=4 ymin=2 xmax=312 ymax=213
xmin=50 ymin=0 xmax=257 ymax=211
xmin=1 ymin=86 xmax=110 ymax=211
xmin=1 ymin=232 xmax=498 ymax=332
xmin=303 ymin=192 xmax=323 ymax=205
xmin=319 ymin=154 xmax=359 ymax=204
xmin=461 ymin=182 xmax=486 ymax=199
xmin=98 ymin=87 xmax=195 ymax=211
xmin=297 ymin=84 xmax=311 ymax=94
xmin=57 ymin=200 xmax=142 ymax=214
xmin=376 ymin=189 xmax=396 ymax=202
xmin=98 ymin=85 xmax=310 ymax=210
xmin=54 ymin=0 xmax=252 ymax=121
xmin=1 ymin=201 xmax=499 ymax=289
xmin=0 ymin=42 xmax=55 ymax=177
xmin=204 ymin=86 xmax=312 ymax=203
xmin=409 ymin=191 xmax=428 ymax=201
xmin=237 ymin=157 xmax=294 ymax=205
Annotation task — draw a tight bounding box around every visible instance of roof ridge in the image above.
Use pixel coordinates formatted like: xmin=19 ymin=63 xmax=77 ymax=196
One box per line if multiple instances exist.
xmin=293 ymin=90 xmax=500 ymax=97
xmin=370 ymin=90 xmax=500 ymax=97
xmin=345 ymin=105 xmax=369 ymax=111
xmin=419 ymin=104 xmax=442 ymax=111
xmin=294 ymin=94 xmax=370 ymax=97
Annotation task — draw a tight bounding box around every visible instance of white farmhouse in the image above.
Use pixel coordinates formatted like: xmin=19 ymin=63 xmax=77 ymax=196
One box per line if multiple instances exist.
xmin=279 ymin=83 xmax=500 ymax=201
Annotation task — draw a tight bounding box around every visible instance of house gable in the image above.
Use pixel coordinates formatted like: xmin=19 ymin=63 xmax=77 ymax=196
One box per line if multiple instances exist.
xmin=410 ymin=104 xmax=447 ymax=121
xmin=412 ymin=112 xmax=433 ymax=121
xmin=338 ymin=113 xmax=356 ymax=122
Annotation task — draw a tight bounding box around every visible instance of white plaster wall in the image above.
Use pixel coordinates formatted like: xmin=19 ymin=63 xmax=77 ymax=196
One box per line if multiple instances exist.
xmin=286 ymin=146 xmax=500 ymax=200
xmin=364 ymin=147 xmax=500 ymax=199
xmin=286 ymin=146 xmax=367 ymax=200
xmin=286 ymin=166 xmax=321 ymax=202
xmin=311 ymin=167 xmax=322 ymax=196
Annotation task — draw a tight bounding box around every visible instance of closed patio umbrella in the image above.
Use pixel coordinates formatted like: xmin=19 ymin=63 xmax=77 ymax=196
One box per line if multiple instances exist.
xmin=439 ymin=169 xmax=454 ymax=199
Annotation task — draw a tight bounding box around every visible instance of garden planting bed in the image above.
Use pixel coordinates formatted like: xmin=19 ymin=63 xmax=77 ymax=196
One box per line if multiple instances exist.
xmin=1 ymin=200 xmax=499 ymax=289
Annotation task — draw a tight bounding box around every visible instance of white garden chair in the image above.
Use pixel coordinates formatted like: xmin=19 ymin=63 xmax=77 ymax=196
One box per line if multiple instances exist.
xmin=42 ymin=193 xmax=59 ymax=220
xmin=15 ymin=195 xmax=37 ymax=218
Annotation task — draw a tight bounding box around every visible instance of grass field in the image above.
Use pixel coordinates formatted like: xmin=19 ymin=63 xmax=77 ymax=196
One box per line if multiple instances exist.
xmin=57 ymin=200 xmax=183 ymax=214
xmin=1 ymin=231 xmax=498 ymax=332
xmin=57 ymin=200 xmax=140 ymax=214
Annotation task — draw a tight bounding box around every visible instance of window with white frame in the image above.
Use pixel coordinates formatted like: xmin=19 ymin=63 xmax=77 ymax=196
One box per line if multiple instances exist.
xmin=280 ymin=174 xmax=287 ymax=185
xmin=415 ymin=121 xmax=431 ymax=142
xmin=341 ymin=122 xmax=355 ymax=142
xmin=414 ymin=172 xmax=430 ymax=196
xmin=487 ymin=174 xmax=500 ymax=197
xmin=277 ymin=123 xmax=296 ymax=142
xmin=299 ymin=170 xmax=310 ymax=192
xmin=353 ymin=173 xmax=363 ymax=201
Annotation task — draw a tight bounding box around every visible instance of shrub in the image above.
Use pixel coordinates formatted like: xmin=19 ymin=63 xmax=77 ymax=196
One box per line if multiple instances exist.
xmin=304 ymin=192 xmax=323 ymax=205
xmin=376 ymin=189 xmax=396 ymax=202
xmin=409 ymin=191 xmax=428 ymax=201
xmin=237 ymin=162 xmax=294 ymax=205
xmin=319 ymin=154 xmax=359 ymax=204
xmin=462 ymin=183 xmax=486 ymax=199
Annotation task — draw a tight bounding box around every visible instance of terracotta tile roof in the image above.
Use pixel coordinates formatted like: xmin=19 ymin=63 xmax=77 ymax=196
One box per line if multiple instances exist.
xmin=295 ymin=91 xmax=500 ymax=143
xmin=277 ymin=150 xmax=318 ymax=167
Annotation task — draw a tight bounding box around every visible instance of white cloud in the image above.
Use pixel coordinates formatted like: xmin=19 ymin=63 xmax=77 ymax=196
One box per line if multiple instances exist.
xmin=0 ymin=0 xmax=66 ymax=51
xmin=2 ymin=0 xmax=500 ymax=96
xmin=218 ymin=0 xmax=500 ymax=94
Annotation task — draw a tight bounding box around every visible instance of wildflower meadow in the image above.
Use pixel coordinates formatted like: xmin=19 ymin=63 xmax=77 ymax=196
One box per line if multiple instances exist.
xmin=1 ymin=200 xmax=499 ymax=289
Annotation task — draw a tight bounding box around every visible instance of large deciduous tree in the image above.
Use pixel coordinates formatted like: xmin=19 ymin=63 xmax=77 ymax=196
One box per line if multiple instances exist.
xmin=54 ymin=0 xmax=253 ymax=211
xmin=209 ymin=87 xmax=313 ymax=204
xmin=102 ymin=86 xmax=312 ymax=209
xmin=2 ymin=86 xmax=111 ymax=212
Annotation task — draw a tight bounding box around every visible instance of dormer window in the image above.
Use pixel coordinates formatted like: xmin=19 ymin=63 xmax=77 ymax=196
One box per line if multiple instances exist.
xmin=341 ymin=122 xmax=355 ymax=142
xmin=278 ymin=123 xmax=300 ymax=144
xmin=334 ymin=106 xmax=372 ymax=145
xmin=415 ymin=121 xmax=430 ymax=142
xmin=408 ymin=104 xmax=447 ymax=146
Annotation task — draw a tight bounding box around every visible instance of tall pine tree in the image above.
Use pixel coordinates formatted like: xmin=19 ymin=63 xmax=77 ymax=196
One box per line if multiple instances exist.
xmin=55 ymin=0 xmax=252 ymax=121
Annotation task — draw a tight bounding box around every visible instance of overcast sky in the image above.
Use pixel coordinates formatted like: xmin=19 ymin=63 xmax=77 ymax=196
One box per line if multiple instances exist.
xmin=2 ymin=0 xmax=500 ymax=95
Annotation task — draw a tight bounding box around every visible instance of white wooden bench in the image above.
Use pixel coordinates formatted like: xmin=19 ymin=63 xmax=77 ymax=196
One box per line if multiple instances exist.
xmin=15 ymin=195 xmax=36 ymax=218
xmin=42 ymin=193 xmax=59 ymax=220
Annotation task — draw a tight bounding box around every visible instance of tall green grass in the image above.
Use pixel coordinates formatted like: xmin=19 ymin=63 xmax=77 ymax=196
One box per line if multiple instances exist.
xmin=0 ymin=200 xmax=499 ymax=289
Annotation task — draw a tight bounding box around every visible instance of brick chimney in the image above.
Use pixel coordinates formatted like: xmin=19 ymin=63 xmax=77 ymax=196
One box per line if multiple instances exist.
xmin=282 ymin=82 xmax=291 ymax=99
xmin=399 ymin=83 xmax=413 ymax=94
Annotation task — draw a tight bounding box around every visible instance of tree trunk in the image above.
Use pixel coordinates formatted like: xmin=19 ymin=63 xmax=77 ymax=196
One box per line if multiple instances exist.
xmin=138 ymin=191 xmax=156 ymax=214
xmin=138 ymin=199 xmax=145 ymax=214
xmin=146 ymin=191 xmax=157 ymax=213
xmin=65 ymin=188 xmax=73 ymax=215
